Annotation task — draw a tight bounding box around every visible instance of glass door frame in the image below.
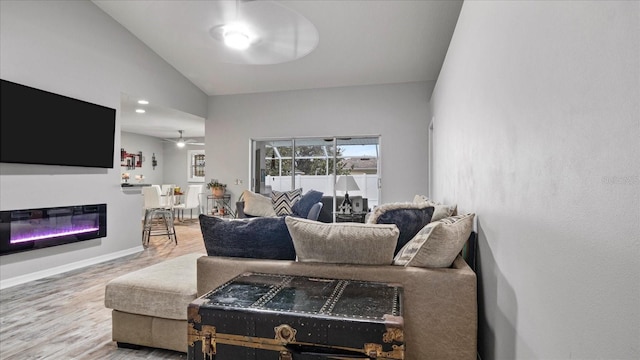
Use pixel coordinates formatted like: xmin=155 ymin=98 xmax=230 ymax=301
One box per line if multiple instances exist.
xmin=250 ymin=135 xmax=381 ymax=220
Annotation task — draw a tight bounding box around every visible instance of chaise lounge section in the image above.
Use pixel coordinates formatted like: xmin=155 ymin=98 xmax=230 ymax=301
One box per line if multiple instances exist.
xmin=104 ymin=252 xmax=203 ymax=352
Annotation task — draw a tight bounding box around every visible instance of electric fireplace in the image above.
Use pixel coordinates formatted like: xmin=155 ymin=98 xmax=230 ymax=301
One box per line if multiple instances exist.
xmin=0 ymin=204 xmax=106 ymax=256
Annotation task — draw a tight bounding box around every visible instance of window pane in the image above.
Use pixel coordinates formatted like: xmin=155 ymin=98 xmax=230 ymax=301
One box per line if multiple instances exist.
xmin=253 ymin=136 xmax=380 ymax=211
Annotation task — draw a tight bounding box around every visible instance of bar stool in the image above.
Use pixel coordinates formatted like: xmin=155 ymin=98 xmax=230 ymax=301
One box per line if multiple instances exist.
xmin=142 ymin=185 xmax=177 ymax=248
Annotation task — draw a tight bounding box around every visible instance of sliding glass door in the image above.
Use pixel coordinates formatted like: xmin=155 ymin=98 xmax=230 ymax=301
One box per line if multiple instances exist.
xmin=251 ymin=136 xmax=381 ymax=215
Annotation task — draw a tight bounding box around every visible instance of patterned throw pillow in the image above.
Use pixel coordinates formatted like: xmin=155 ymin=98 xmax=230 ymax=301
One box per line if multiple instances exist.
xmin=367 ymin=202 xmax=434 ymax=255
xmin=271 ymin=188 xmax=303 ymax=216
xmin=285 ymin=217 xmax=399 ymax=265
xmin=394 ymin=213 xmax=475 ymax=268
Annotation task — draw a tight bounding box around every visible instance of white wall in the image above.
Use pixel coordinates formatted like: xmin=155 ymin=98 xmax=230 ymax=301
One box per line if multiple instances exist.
xmin=0 ymin=0 xmax=207 ymax=288
xmin=431 ymin=1 xmax=639 ymax=359
xmin=206 ymin=82 xmax=434 ymax=204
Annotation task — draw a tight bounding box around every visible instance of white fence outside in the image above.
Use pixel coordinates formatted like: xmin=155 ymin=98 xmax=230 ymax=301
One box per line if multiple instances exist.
xmin=265 ymin=174 xmax=379 ymax=207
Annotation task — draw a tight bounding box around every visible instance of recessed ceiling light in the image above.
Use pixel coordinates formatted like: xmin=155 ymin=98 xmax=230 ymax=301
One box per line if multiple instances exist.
xmin=135 ymin=109 xmax=145 ymax=114
xmin=137 ymin=100 xmax=149 ymax=105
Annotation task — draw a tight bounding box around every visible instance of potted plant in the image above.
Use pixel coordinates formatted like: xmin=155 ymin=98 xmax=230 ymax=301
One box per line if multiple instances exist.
xmin=206 ymin=179 xmax=227 ymax=197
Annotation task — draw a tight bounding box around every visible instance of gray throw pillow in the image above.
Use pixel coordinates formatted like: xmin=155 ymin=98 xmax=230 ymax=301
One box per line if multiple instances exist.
xmin=285 ymin=217 xmax=399 ymax=265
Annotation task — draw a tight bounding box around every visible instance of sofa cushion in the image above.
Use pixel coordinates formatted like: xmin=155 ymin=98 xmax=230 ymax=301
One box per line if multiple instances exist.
xmin=285 ymin=217 xmax=399 ymax=265
xmin=413 ymin=194 xmax=457 ymax=222
xmin=367 ymin=202 xmax=434 ymax=255
xmin=241 ymin=190 xmax=277 ymax=217
xmin=271 ymin=188 xmax=303 ymax=215
xmin=291 ymin=189 xmax=323 ymax=218
xmin=394 ymin=213 xmax=475 ymax=268
xmin=199 ymin=214 xmax=295 ymax=260
xmin=104 ymin=253 xmax=202 ymax=320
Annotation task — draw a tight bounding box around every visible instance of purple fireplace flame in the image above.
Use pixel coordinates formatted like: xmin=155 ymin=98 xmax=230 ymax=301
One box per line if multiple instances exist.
xmin=10 ymin=223 xmax=100 ymax=244
xmin=1 ymin=204 xmax=106 ymax=256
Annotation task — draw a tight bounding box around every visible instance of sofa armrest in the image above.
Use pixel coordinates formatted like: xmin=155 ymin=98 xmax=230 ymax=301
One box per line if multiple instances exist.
xmin=196 ymin=255 xmax=477 ymax=360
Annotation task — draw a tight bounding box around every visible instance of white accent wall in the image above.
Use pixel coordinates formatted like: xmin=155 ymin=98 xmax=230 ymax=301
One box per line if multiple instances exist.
xmin=431 ymin=1 xmax=639 ymax=359
xmin=206 ymin=82 xmax=434 ymax=205
xmin=0 ymin=0 xmax=207 ymax=288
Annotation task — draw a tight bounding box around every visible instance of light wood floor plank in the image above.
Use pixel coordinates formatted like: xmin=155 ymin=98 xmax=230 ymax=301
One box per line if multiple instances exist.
xmin=0 ymin=220 xmax=205 ymax=359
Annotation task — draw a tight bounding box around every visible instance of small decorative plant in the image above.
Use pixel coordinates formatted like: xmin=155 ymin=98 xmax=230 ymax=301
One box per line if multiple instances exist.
xmin=206 ymin=179 xmax=226 ymax=190
xmin=207 ymin=179 xmax=226 ymax=197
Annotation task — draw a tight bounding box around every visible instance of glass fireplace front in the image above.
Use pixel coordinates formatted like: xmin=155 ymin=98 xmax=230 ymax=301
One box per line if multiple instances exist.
xmin=0 ymin=204 xmax=106 ymax=256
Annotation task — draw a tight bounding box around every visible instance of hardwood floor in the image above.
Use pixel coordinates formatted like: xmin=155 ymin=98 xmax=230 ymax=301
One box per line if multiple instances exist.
xmin=0 ymin=220 xmax=206 ymax=359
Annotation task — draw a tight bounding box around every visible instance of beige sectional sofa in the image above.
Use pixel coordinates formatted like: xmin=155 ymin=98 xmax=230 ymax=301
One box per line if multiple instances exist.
xmin=105 ymin=200 xmax=477 ymax=359
xmin=105 ymin=252 xmax=477 ymax=359
xmin=196 ymin=255 xmax=477 ymax=360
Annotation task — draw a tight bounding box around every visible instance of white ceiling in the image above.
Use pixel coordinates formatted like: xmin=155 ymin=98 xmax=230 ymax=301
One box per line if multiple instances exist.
xmin=95 ymin=0 xmax=463 ymax=139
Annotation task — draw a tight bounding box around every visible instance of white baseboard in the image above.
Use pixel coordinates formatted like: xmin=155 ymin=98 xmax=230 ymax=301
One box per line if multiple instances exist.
xmin=0 ymin=246 xmax=143 ymax=290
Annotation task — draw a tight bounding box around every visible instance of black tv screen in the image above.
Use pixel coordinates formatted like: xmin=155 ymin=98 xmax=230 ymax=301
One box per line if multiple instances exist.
xmin=0 ymin=79 xmax=116 ymax=168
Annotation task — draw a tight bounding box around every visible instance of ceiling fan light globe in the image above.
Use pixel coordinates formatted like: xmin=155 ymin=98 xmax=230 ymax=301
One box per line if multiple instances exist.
xmin=224 ymin=30 xmax=251 ymax=50
xmin=177 ymin=140 xmax=186 ymax=148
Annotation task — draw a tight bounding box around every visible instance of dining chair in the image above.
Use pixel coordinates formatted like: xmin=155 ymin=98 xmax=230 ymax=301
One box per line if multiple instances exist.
xmin=172 ymin=184 xmax=202 ymax=222
xmin=161 ymin=184 xmax=175 ymax=195
xmin=142 ymin=185 xmax=177 ymax=247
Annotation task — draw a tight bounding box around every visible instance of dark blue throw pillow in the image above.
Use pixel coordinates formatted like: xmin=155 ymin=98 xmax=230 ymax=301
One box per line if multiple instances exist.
xmin=291 ymin=189 xmax=323 ymax=218
xmin=368 ymin=204 xmax=434 ymax=255
xmin=199 ymin=214 xmax=295 ymax=260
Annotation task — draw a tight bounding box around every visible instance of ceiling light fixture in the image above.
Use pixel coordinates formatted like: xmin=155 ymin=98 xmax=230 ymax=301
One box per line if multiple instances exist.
xmin=223 ymin=24 xmax=251 ymax=50
xmin=176 ymin=130 xmax=186 ymax=148
xmin=137 ymin=99 xmax=149 ymax=105
xmin=208 ymin=0 xmax=318 ymax=64
xmin=135 ymin=109 xmax=145 ymax=114
xmin=222 ymin=1 xmax=251 ymax=51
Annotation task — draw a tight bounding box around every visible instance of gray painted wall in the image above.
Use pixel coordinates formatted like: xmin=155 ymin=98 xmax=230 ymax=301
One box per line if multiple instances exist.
xmin=431 ymin=1 xmax=639 ymax=359
xmin=120 ymin=132 xmax=165 ymax=186
xmin=205 ymin=82 xmax=435 ymax=205
xmin=0 ymin=0 xmax=207 ymax=287
xmin=162 ymin=139 xmax=205 ymax=193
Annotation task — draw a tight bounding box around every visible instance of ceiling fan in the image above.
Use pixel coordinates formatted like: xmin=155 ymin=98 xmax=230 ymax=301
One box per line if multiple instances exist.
xmin=164 ymin=130 xmax=203 ymax=147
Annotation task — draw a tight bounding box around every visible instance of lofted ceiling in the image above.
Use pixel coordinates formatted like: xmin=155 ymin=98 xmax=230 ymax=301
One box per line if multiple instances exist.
xmin=94 ymin=0 xmax=463 ymax=139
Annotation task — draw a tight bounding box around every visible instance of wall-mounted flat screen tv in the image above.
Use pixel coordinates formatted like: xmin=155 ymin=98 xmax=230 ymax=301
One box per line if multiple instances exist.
xmin=0 ymin=79 xmax=116 ymax=168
